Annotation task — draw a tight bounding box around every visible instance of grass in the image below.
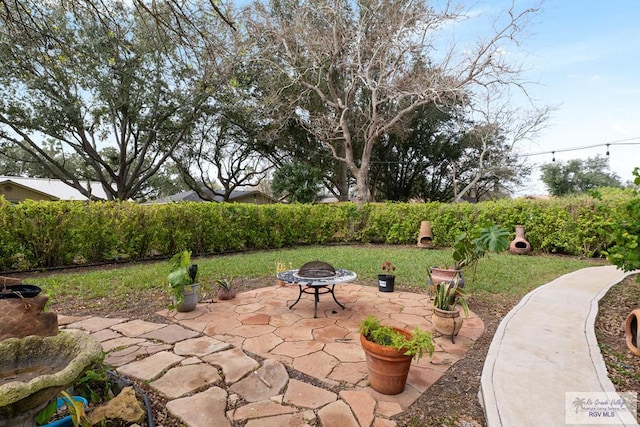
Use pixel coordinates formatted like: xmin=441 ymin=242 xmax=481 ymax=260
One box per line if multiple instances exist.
xmin=29 ymin=244 xmax=603 ymax=307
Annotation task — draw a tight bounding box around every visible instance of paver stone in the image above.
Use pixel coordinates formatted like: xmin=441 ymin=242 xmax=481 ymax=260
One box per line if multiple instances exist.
xmin=150 ymin=363 xmax=222 ymax=399
xmin=141 ymin=324 xmax=200 ymax=343
xmin=228 ymin=399 xmax=298 ymax=421
xmin=203 ymin=347 xmax=258 ymax=383
xmin=173 ymin=336 xmax=231 ymax=356
xmin=111 ymin=319 xmax=165 ymax=337
xmin=117 ymin=351 xmax=183 ymax=381
xmin=340 ymin=390 xmax=376 ymax=427
xmin=230 ymin=359 xmax=289 ymax=402
xmin=317 ymin=400 xmax=359 ymax=427
xmin=283 ymin=379 xmax=336 ymax=409
xmin=166 ymin=386 xmax=229 ymax=427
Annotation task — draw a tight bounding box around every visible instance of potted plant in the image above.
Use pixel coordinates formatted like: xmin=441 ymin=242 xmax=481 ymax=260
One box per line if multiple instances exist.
xmin=430 ymin=279 xmax=469 ymax=344
xmin=359 ymin=315 xmax=434 ymax=395
xmin=167 ymin=250 xmax=200 ymax=312
xmin=378 ymin=261 xmax=396 ymax=292
xmin=275 ymin=261 xmax=291 ymax=287
xmin=215 ymin=276 xmax=237 ymax=300
xmin=429 ymin=223 xmax=510 ymax=289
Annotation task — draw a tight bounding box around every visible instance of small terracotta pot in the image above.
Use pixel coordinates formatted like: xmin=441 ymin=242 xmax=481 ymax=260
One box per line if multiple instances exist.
xmin=431 ymin=307 xmax=463 ymax=343
xmin=360 ymin=327 xmax=413 ymax=395
xmin=218 ymin=288 xmax=237 ymax=300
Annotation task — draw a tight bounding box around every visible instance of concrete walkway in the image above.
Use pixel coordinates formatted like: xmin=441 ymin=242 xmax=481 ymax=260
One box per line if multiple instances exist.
xmin=60 ymin=283 xmax=482 ymax=427
xmin=480 ymin=265 xmax=639 ymax=427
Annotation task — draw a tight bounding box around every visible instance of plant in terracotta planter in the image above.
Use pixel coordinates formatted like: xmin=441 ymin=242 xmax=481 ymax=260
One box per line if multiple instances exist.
xmin=359 ymin=316 xmax=434 ymax=395
xmin=430 ymin=279 xmax=469 ymax=343
xmin=378 ymin=261 xmax=396 ymax=292
xmin=167 ymin=250 xmax=201 ymax=312
xmin=215 ymin=276 xmax=237 ymax=300
xmin=429 ymin=223 xmax=510 ymax=289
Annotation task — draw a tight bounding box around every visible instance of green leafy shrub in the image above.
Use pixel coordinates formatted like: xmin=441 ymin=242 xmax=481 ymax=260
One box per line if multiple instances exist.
xmin=604 ymin=167 xmax=640 ymax=277
xmin=0 ymin=190 xmax=635 ymax=271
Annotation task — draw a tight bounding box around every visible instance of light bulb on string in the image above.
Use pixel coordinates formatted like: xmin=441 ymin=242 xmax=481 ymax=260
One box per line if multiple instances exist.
xmin=552 ymin=151 xmax=555 ymax=162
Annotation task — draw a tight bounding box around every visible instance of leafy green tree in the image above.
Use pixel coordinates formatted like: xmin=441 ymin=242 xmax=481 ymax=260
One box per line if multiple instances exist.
xmin=0 ymin=0 xmax=231 ymax=200
xmin=271 ymin=163 xmax=324 ymax=203
xmin=540 ymin=155 xmax=623 ymax=196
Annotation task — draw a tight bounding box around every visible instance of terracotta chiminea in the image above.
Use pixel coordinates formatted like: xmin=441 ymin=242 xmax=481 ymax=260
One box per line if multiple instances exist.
xmin=509 ymin=225 xmax=532 ymax=255
xmin=417 ymin=221 xmax=434 ymax=248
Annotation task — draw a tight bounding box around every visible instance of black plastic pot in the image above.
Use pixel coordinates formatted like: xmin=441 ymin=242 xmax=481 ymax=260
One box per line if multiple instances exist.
xmin=378 ymin=274 xmax=395 ymax=292
xmin=0 ymin=284 xmax=42 ymax=299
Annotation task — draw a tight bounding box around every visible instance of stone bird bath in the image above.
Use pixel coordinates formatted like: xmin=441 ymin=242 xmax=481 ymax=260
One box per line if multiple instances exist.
xmin=0 ymin=331 xmax=102 ymax=427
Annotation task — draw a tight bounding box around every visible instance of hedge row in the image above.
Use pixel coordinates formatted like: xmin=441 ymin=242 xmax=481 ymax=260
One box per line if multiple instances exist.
xmin=0 ymin=189 xmax=635 ymax=271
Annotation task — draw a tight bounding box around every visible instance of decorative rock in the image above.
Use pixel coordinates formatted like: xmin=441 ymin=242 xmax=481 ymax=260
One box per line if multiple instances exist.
xmin=89 ymin=386 xmax=146 ymax=425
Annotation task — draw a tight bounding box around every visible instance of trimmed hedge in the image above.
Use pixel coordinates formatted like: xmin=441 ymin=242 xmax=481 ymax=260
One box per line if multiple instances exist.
xmin=0 ymin=189 xmax=636 ymax=271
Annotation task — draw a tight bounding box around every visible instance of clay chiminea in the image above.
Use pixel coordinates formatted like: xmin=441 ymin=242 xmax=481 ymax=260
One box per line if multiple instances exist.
xmin=417 ymin=221 xmax=434 ymax=249
xmin=509 ymin=225 xmax=532 ymax=255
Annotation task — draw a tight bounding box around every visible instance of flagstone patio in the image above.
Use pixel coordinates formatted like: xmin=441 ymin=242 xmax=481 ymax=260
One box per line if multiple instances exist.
xmin=60 ymin=283 xmax=482 ymax=426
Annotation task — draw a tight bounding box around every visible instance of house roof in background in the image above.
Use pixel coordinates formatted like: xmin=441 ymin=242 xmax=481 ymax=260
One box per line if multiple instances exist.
xmin=0 ymin=176 xmax=109 ymax=201
xmin=157 ymin=189 xmax=279 ymax=203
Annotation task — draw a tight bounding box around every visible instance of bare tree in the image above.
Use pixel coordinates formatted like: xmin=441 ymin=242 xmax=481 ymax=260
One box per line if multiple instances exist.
xmin=0 ymin=0 xmax=233 ymax=200
xmin=172 ymin=111 xmax=273 ymax=202
xmin=452 ymin=94 xmax=551 ymax=202
xmin=247 ymin=0 xmax=542 ymax=207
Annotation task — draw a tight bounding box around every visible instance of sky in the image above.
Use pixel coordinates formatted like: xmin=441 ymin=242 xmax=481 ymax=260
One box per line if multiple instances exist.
xmin=497 ymin=0 xmax=640 ymax=194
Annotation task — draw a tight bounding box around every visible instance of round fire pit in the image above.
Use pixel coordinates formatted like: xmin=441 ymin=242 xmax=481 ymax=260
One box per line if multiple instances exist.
xmin=277 ymin=261 xmax=357 ymax=318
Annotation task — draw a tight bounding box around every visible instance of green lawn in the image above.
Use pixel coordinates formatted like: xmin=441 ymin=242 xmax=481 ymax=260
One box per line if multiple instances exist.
xmin=30 ymin=245 xmax=603 ymax=308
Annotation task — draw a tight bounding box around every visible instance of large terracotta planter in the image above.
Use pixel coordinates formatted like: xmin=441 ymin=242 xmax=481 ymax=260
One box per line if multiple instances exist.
xmin=360 ymin=328 xmax=413 ymax=395
xmin=432 ymin=307 xmax=463 ymax=344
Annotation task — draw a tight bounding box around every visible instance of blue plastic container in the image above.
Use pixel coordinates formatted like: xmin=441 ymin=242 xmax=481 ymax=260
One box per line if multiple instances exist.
xmin=42 ymin=396 xmax=88 ymax=427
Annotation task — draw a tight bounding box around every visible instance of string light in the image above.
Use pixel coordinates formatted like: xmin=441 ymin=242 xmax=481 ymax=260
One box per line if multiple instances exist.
xmin=517 ymin=137 xmax=640 ymax=160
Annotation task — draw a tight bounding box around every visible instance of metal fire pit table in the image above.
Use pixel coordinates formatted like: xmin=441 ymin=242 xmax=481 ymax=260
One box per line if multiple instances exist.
xmin=277 ymin=264 xmax=357 ymax=318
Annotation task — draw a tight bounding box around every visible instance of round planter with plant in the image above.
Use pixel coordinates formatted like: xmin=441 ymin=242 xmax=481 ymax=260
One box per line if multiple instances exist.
xmin=216 ymin=276 xmax=237 ymax=300
xmin=430 ymin=280 xmax=469 ymax=343
xmin=359 ymin=316 xmax=434 ymax=395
